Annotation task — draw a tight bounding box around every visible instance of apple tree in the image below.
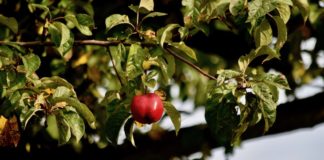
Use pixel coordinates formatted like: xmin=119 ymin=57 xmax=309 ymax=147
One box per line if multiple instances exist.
xmin=0 ymin=0 xmax=323 ymax=159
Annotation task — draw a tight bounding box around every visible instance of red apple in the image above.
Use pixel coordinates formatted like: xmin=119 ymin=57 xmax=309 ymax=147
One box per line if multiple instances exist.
xmin=130 ymin=93 xmax=164 ymax=124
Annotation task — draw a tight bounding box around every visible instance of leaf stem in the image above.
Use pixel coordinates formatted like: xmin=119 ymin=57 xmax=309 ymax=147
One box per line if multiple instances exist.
xmin=165 ymin=46 xmax=217 ymax=80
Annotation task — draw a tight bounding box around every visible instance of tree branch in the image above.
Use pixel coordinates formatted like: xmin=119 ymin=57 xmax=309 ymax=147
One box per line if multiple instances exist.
xmin=165 ymin=46 xmax=218 ymax=80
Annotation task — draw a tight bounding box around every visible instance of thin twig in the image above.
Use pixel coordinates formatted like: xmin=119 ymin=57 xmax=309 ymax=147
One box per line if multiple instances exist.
xmin=165 ymin=46 xmax=217 ymax=80
xmin=0 ymin=40 xmax=155 ymax=47
xmin=107 ymin=47 xmax=123 ymax=86
xmin=0 ymin=40 xmax=218 ymax=80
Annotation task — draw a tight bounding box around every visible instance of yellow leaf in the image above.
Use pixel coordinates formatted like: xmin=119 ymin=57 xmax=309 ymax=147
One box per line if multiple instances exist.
xmin=72 ymin=53 xmax=90 ymax=68
xmin=0 ymin=116 xmax=8 ymax=133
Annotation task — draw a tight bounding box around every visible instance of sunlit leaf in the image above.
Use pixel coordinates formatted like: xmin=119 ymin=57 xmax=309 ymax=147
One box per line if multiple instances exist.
xmin=21 ymin=53 xmax=41 ymax=77
xmin=65 ymin=14 xmax=93 ymax=36
xmin=262 ymin=73 xmax=291 ymax=90
xmin=272 ymin=16 xmax=287 ymax=50
xmin=276 ymin=4 xmax=291 ymax=24
xmin=158 ymin=24 xmax=180 ymax=47
xmin=124 ymin=117 xmax=136 ymax=146
xmin=105 ymin=14 xmax=134 ymax=32
xmin=141 ymin=12 xmax=167 ymax=22
xmin=253 ymin=18 xmax=272 ymax=47
xmin=48 ymin=22 xmax=70 ymax=46
xmin=170 ymin=42 xmax=197 ymax=61
xmin=247 ymin=0 xmax=277 ymax=22
xmin=229 ymin=0 xmax=244 ymax=16
xmin=293 ymin=0 xmax=309 ymax=22
xmin=139 ymin=0 xmax=154 ymax=13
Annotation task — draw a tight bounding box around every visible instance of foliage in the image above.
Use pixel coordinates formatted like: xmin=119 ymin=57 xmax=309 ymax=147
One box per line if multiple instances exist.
xmin=0 ymin=0 xmax=323 ymax=157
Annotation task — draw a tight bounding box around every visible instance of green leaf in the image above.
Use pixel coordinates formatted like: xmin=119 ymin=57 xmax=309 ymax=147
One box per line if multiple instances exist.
xmin=251 ymin=82 xmax=276 ymax=106
xmin=276 ymin=4 xmax=291 ymax=24
xmin=46 ymin=114 xmax=59 ymax=140
xmin=251 ymin=82 xmax=277 ymax=132
xmin=105 ymin=14 xmax=134 ymax=32
xmin=48 ymin=22 xmax=71 ymax=46
xmin=62 ymin=107 xmax=85 ymax=143
xmin=139 ymin=0 xmax=154 ymax=13
xmin=293 ymin=0 xmax=309 ymax=22
xmin=262 ymin=73 xmax=290 ymax=89
xmin=56 ymin=110 xmax=71 ymax=145
xmin=253 ymin=18 xmax=272 ymax=47
xmin=52 ymin=97 xmax=96 ymax=129
xmin=21 ymin=53 xmax=41 ymax=77
xmin=0 ymin=15 xmax=18 ymax=34
xmin=238 ymin=49 xmax=256 ymax=73
xmin=105 ymin=110 xmax=130 ymax=145
xmin=163 ymin=101 xmax=181 ymax=135
xmin=229 ymin=0 xmax=244 ymax=16
xmin=205 ymin=94 xmax=240 ymax=145
xmin=123 ymin=117 xmax=136 ymax=147
xmin=141 ymin=12 xmax=167 ymax=22
xmin=126 ymin=44 xmax=145 ymax=80
xmin=53 ymin=86 xmax=75 ymax=98
xmin=259 ymin=99 xmax=277 ymax=133
xmin=57 ymin=32 xmax=74 ymax=57
xmin=247 ymin=0 xmax=278 ymax=22
xmin=256 ymin=45 xmax=280 ymax=63
xmin=170 ymin=42 xmax=197 ymax=61
xmin=272 ymin=16 xmax=287 ymax=50
xmin=65 ymin=14 xmax=92 ymax=36
xmin=20 ymin=107 xmax=43 ymax=129
xmin=28 ymin=3 xmax=50 ymax=19
xmin=109 ymin=44 xmax=126 ymax=83
xmin=158 ymin=24 xmax=180 ymax=47
xmin=164 ymin=53 xmax=176 ymax=78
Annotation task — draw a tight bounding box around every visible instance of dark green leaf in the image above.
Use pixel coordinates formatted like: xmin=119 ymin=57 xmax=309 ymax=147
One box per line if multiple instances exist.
xmin=48 ymin=22 xmax=70 ymax=47
xmin=20 ymin=107 xmax=43 ymax=129
xmin=205 ymin=94 xmax=240 ymax=145
xmin=57 ymin=32 xmax=74 ymax=57
xmin=21 ymin=53 xmax=41 ymax=77
xmin=0 ymin=15 xmax=18 ymax=34
xmin=124 ymin=117 xmax=136 ymax=147
xmin=105 ymin=110 xmax=130 ymax=145
xmin=163 ymin=101 xmax=181 ymax=135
